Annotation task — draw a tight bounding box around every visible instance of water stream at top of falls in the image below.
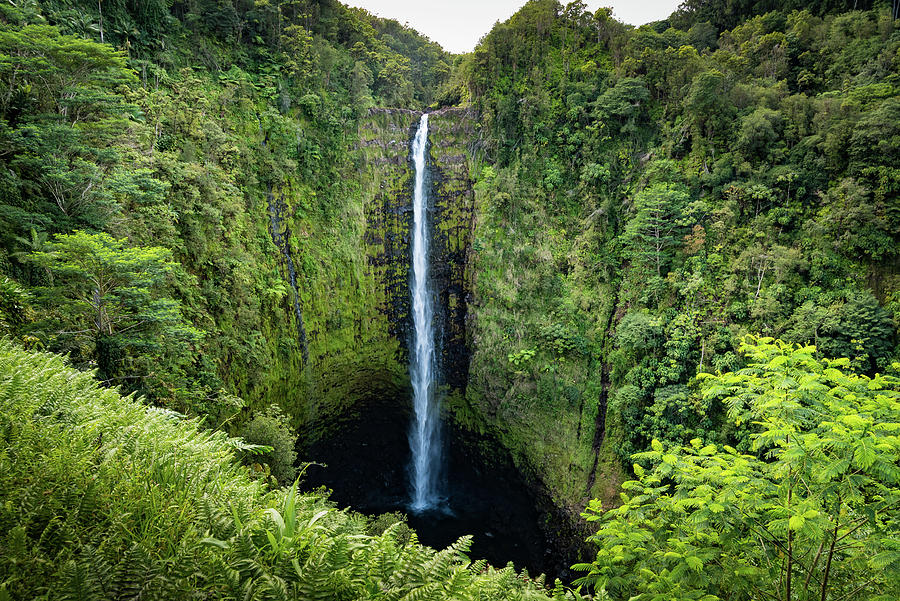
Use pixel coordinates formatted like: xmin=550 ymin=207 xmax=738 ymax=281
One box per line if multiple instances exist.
xmin=409 ymin=113 xmax=442 ymax=513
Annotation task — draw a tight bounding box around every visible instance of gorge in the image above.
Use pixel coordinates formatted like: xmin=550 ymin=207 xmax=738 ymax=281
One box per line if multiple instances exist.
xmin=1 ymin=1 xmax=898 ymax=600
xmin=302 ymin=107 xmax=576 ymax=580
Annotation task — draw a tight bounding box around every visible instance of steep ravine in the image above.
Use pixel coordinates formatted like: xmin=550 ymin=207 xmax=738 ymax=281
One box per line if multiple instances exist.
xmin=295 ymin=107 xmax=594 ymax=580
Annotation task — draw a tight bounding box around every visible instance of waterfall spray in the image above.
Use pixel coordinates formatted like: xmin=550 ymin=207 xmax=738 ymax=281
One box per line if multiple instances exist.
xmin=408 ymin=113 xmax=441 ymax=512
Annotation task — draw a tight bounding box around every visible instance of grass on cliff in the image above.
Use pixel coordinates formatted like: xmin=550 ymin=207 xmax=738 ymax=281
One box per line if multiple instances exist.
xmin=0 ymin=340 xmax=577 ymax=601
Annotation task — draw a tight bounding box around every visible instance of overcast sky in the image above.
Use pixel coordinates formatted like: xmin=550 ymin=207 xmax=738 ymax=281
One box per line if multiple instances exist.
xmin=344 ymin=1 xmax=682 ymax=54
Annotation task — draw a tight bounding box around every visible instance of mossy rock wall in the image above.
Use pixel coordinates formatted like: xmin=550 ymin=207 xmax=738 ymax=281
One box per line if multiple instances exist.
xmin=427 ymin=107 xmax=598 ymax=557
xmin=427 ymin=107 xmax=477 ymax=396
xmin=257 ymin=107 xmax=479 ymax=445
xmin=260 ymin=104 xmax=609 ymax=523
xmin=358 ymin=108 xmax=418 ymax=358
xmin=268 ymin=103 xmax=604 ymax=528
xmin=353 ymin=107 xmax=477 ymax=402
xmin=253 ymin=109 xmax=424 ymax=443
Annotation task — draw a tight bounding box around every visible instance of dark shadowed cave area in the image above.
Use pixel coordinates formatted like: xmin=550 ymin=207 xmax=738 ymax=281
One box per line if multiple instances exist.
xmin=300 ymin=394 xmax=573 ymax=583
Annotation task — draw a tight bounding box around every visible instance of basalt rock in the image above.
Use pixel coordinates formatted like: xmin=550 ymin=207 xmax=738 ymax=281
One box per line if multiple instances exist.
xmin=427 ymin=107 xmax=477 ymax=397
xmin=359 ymin=107 xmax=476 ymax=400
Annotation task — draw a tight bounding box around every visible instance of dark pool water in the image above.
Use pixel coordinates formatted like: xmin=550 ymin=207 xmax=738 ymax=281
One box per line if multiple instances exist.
xmin=300 ymin=396 xmax=569 ymax=581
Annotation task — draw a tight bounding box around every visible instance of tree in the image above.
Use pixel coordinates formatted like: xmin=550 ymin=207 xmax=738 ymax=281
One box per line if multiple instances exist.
xmin=624 ymin=181 xmax=690 ymax=279
xmin=787 ymin=293 xmax=896 ymax=374
xmin=736 ymin=107 xmax=783 ymax=164
xmin=815 ymin=178 xmax=895 ymax=262
xmin=10 ymin=122 xmax=119 ymax=224
xmin=576 ymin=337 xmax=900 ymax=601
xmin=683 ymin=70 xmax=733 ymax=156
xmin=0 ymin=23 xmax=134 ymax=119
xmin=0 ymin=276 xmax=31 ymax=335
xmin=0 ymin=20 xmax=140 ymax=228
xmin=593 ymin=78 xmax=650 ymax=147
xmin=238 ymin=404 xmax=298 ymax=486
xmin=27 ymin=230 xmax=200 ymax=392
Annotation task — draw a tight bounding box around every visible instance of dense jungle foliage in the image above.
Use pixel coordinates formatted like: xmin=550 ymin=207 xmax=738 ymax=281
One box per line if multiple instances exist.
xmin=0 ymin=0 xmax=450 ymax=426
xmin=0 ymin=0 xmax=899 ymax=599
xmin=451 ymin=2 xmax=900 ymax=597
xmin=576 ymin=337 xmax=900 ymax=601
xmin=454 ymin=0 xmax=900 ymax=499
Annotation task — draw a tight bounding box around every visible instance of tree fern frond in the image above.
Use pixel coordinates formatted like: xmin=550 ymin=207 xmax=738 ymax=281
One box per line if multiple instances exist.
xmin=441 ymin=567 xmax=473 ymax=600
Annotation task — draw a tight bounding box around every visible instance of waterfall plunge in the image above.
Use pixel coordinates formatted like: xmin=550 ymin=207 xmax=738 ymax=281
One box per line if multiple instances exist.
xmin=409 ymin=114 xmax=442 ymax=513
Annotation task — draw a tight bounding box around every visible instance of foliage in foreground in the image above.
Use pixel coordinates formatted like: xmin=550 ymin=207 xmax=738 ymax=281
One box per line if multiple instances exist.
xmin=576 ymin=338 xmax=900 ymax=601
xmin=0 ymin=341 xmax=576 ymax=601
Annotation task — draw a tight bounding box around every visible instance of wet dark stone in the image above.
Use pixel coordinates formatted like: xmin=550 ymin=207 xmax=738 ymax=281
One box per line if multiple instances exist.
xmin=300 ymin=395 xmax=569 ymax=583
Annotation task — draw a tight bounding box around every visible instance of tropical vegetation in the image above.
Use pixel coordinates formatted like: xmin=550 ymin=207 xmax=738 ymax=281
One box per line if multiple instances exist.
xmin=0 ymin=0 xmax=898 ymax=599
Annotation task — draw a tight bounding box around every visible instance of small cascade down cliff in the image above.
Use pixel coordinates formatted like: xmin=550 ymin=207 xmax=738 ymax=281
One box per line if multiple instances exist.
xmin=266 ymin=186 xmax=310 ymax=365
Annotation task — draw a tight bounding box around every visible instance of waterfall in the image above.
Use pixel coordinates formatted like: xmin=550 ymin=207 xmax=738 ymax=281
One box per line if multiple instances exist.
xmin=408 ymin=113 xmax=441 ymax=513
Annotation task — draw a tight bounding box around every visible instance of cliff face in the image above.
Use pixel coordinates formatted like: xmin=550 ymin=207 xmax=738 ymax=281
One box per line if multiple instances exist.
xmin=355 ymin=107 xmax=477 ymax=402
xmin=427 ymin=108 xmax=478 ymax=397
xmin=359 ymin=108 xmax=419 ymax=350
xmin=270 ymin=105 xmax=592 ymax=567
xmin=293 ymin=107 xmax=603 ymax=525
xmin=282 ymin=107 xmax=476 ymax=443
xmin=258 ymin=110 xmax=421 ymax=442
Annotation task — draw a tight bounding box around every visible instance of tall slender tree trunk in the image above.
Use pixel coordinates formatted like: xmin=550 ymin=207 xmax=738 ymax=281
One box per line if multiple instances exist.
xmin=98 ymin=1 xmax=104 ymax=43
xmin=785 ymin=441 xmax=793 ymax=601
xmin=820 ymin=497 xmax=841 ymax=601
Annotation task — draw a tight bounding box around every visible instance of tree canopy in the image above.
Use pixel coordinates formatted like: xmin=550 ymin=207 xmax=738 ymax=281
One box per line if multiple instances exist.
xmin=577 ymin=337 xmax=900 ymax=601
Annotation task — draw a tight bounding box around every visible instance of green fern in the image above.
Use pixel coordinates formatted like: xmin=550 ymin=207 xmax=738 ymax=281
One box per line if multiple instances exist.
xmin=55 ymin=558 xmax=106 ymax=601
xmin=0 ymin=342 xmax=576 ymax=601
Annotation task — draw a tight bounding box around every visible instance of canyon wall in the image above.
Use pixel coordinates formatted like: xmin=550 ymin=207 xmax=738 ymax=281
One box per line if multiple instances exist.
xmin=289 ymin=106 xmax=607 ymax=542
xmin=285 ymin=107 xmax=478 ymax=441
xmin=355 ymin=107 xmax=477 ymax=401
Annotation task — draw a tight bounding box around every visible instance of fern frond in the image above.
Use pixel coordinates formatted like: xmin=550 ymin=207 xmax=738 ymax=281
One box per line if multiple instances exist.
xmin=54 ymin=559 xmax=105 ymax=601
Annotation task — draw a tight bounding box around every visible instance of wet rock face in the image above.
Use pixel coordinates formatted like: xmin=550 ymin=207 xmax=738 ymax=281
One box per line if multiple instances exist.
xmin=360 ymin=107 xmax=476 ymax=397
xmin=360 ymin=109 xmax=419 ymax=351
xmin=266 ymin=186 xmax=309 ymax=364
xmin=428 ymin=108 xmax=477 ymax=395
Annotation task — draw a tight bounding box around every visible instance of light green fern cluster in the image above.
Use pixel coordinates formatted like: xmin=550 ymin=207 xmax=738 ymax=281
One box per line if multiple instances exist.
xmin=0 ymin=341 xmax=580 ymax=601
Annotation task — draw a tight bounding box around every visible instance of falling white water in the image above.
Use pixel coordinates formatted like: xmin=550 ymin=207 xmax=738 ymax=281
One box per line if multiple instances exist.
xmin=409 ymin=113 xmax=441 ymax=512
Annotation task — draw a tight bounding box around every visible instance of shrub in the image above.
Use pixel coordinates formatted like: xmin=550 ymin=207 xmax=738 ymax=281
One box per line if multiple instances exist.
xmin=238 ymin=404 xmax=298 ymax=485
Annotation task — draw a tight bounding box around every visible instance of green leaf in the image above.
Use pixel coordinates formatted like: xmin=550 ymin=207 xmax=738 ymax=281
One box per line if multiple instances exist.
xmin=840 ymin=414 xmax=868 ymax=429
xmin=200 ymin=537 xmax=229 ymax=549
xmin=853 ymin=438 xmax=877 ymax=470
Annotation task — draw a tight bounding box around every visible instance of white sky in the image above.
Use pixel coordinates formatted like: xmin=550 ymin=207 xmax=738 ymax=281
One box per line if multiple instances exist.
xmin=345 ymin=1 xmax=683 ymax=54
